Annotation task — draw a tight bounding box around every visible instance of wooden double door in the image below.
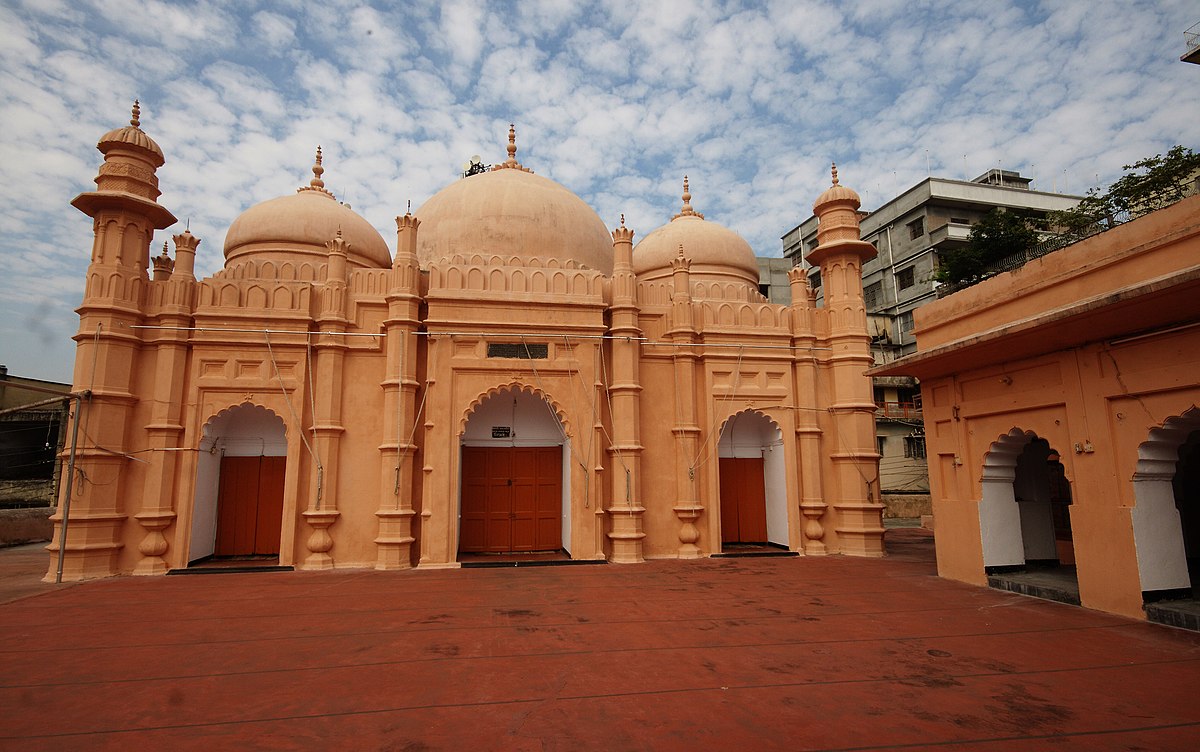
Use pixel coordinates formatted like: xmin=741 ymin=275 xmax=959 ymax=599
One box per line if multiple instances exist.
xmin=719 ymin=457 xmax=768 ymax=544
xmin=215 ymin=455 xmax=285 ymax=557
xmin=461 ymin=446 xmax=563 ymax=553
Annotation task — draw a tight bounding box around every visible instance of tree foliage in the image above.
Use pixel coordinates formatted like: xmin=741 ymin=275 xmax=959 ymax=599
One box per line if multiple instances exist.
xmin=935 ymin=209 xmax=1038 ymax=285
xmin=1048 ymin=145 xmax=1200 ymax=236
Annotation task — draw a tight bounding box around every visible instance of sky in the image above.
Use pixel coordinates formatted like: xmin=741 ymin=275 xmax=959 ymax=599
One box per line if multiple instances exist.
xmin=1 ymin=0 xmax=1198 ymax=383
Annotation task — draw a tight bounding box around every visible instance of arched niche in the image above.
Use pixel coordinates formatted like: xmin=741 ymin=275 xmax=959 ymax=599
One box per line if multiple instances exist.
xmin=190 ymin=404 xmax=288 ymax=563
xmin=717 ymin=410 xmax=787 ymax=547
xmin=459 ymin=386 xmax=571 ymax=556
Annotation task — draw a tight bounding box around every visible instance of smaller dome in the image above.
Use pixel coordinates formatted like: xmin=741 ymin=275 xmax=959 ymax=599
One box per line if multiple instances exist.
xmin=633 ymin=177 xmax=758 ymax=287
xmin=813 ymin=163 xmax=860 ymax=212
xmin=98 ymin=101 xmax=163 ymax=167
xmin=224 ymin=148 xmax=391 ymax=269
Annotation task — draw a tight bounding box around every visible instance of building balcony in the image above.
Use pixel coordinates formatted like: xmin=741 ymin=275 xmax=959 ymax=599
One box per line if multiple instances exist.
xmin=929 ymin=222 xmax=971 ymax=248
xmin=1184 ymin=20 xmax=1200 ymax=64
xmin=876 ymin=401 xmax=923 ymax=421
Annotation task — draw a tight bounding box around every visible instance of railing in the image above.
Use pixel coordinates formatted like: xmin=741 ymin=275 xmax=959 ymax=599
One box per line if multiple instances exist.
xmin=876 ymin=401 xmax=922 ymax=420
xmin=936 ymin=213 xmax=1126 ymax=298
xmin=1186 ymin=20 xmax=1200 ymax=56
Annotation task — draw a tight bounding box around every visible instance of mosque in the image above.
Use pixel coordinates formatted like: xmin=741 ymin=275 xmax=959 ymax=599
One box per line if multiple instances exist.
xmin=48 ymin=103 xmax=883 ymax=580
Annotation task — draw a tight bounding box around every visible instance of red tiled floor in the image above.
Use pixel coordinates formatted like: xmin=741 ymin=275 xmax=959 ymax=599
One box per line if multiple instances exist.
xmin=1 ymin=529 xmax=1199 ymax=750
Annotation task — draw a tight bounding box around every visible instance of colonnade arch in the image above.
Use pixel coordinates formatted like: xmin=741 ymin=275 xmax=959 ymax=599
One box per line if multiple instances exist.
xmin=980 ymin=428 xmax=1074 ymax=575
xmin=1132 ymin=407 xmax=1200 ymax=598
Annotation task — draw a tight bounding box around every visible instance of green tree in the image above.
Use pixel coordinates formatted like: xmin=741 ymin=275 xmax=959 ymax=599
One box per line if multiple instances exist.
xmin=935 ymin=209 xmax=1038 ymax=285
xmin=1048 ymin=145 xmax=1200 ymax=235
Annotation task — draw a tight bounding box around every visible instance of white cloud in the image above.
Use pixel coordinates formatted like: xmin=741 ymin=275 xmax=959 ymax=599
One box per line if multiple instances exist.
xmin=1 ymin=0 xmax=1199 ymax=382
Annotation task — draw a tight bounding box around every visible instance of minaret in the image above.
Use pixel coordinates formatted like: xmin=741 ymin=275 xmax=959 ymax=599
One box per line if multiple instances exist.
xmin=376 ymin=203 xmax=422 ymax=569
xmin=51 ymin=101 xmax=177 ymax=581
xmin=805 ymin=164 xmax=884 ymax=556
xmin=607 ymin=215 xmax=646 ymax=563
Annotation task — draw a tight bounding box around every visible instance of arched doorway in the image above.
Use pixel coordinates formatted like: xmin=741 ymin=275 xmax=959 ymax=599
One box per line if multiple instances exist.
xmin=1132 ymin=408 xmax=1200 ymax=606
xmin=459 ymin=387 xmax=568 ymax=555
xmin=190 ymin=404 xmax=288 ymax=564
xmin=717 ymin=411 xmax=787 ymax=548
xmin=980 ymin=429 xmax=1078 ymax=601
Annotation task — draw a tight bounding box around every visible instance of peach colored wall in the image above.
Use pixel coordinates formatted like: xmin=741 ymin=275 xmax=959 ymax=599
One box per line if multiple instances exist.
xmin=915 ymin=194 xmax=1200 ymax=349
xmin=891 ymin=197 xmax=1200 ymax=621
xmin=52 ymin=119 xmax=887 ymax=581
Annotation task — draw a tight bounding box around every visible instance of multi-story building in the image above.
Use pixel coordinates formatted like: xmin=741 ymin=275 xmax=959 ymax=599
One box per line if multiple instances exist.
xmin=782 ymin=170 xmax=1082 ymax=518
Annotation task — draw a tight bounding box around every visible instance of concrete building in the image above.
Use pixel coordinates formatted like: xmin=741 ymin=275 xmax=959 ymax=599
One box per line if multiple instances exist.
xmin=48 ymin=105 xmax=886 ymax=581
xmin=782 ymin=171 xmax=1082 ymax=518
xmin=873 ymin=193 xmax=1200 ymax=627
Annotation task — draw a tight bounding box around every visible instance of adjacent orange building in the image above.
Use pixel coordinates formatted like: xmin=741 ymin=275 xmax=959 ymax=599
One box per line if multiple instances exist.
xmin=875 ymin=193 xmax=1200 ymax=624
xmin=48 ymin=105 xmax=886 ymax=580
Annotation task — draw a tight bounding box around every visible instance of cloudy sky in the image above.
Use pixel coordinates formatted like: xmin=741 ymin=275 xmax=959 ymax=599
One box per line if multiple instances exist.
xmin=1 ymin=0 xmax=1198 ymax=383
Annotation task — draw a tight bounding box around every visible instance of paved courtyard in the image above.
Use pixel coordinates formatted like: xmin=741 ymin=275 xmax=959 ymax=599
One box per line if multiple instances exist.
xmin=2 ymin=530 xmax=1199 ymax=751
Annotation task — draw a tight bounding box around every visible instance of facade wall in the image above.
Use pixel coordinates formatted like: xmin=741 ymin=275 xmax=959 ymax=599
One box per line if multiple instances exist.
xmin=878 ymin=194 xmax=1200 ymax=621
xmin=50 ymin=121 xmax=888 ymax=580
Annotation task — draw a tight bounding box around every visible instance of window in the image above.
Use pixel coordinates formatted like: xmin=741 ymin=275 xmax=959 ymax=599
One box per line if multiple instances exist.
xmin=904 ymin=435 xmax=926 ymax=459
xmin=863 ymin=282 xmax=882 ymax=310
xmin=907 ymin=217 xmax=924 ymax=239
xmin=809 ymin=270 xmax=821 ymax=289
xmin=899 ymin=311 xmax=915 ymax=333
xmin=950 ymin=217 xmax=969 ymax=225
xmin=487 ymin=342 xmax=548 ymax=359
xmin=896 ymin=267 xmax=915 ymax=290
xmin=877 ymin=436 xmax=887 ymax=456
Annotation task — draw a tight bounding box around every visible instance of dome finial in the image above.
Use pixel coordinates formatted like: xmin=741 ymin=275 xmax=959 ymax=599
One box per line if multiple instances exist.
xmin=672 ymin=175 xmax=705 ymax=220
xmin=298 ymin=146 xmax=334 ymax=197
xmin=620 ymin=213 xmax=626 ymax=227
xmin=130 ymin=99 xmax=141 ymax=128
xmin=491 ymin=124 xmax=533 ymax=172
xmin=831 ymin=162 xmax=839 ymax=186
xmin=312 ymin=146 xmax=325 ymax=188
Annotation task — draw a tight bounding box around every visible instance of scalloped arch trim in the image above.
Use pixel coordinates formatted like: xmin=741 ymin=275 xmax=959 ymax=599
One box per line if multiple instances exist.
xmin=201 ymin=401 xmax=289 ymax=438
xmin=459 ymin=382 xmax=570 ymax=437
xmin=718 ymin=408 xmax=783 ymax=437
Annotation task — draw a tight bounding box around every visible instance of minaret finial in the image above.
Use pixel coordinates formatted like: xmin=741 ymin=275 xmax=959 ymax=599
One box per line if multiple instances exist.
xmin=131 ymin=99 xmax=141 ymax=128
xmin=620 ymin=213 xmax=626 ymax=227
xmin=831 ymin=162 xmax=839 ymax=185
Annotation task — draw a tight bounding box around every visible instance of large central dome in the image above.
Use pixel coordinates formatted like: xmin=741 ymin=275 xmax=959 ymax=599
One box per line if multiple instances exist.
xmin=414 ymin=128 xmax=613 ymax=274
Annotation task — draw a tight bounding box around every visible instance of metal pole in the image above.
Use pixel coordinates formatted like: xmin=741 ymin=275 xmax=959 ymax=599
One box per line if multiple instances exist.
xmin=55 ymin=393 xmax=85 ymax=584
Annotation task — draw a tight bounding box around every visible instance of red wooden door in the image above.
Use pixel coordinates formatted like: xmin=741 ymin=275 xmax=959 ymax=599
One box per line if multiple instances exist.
xmin=461 ymin=446 xmax=562 ymax=553
xmin=215 ymin=455 xmax=285 ymax=556
xmin=719 ymin=457 xmax=768 ymax=544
